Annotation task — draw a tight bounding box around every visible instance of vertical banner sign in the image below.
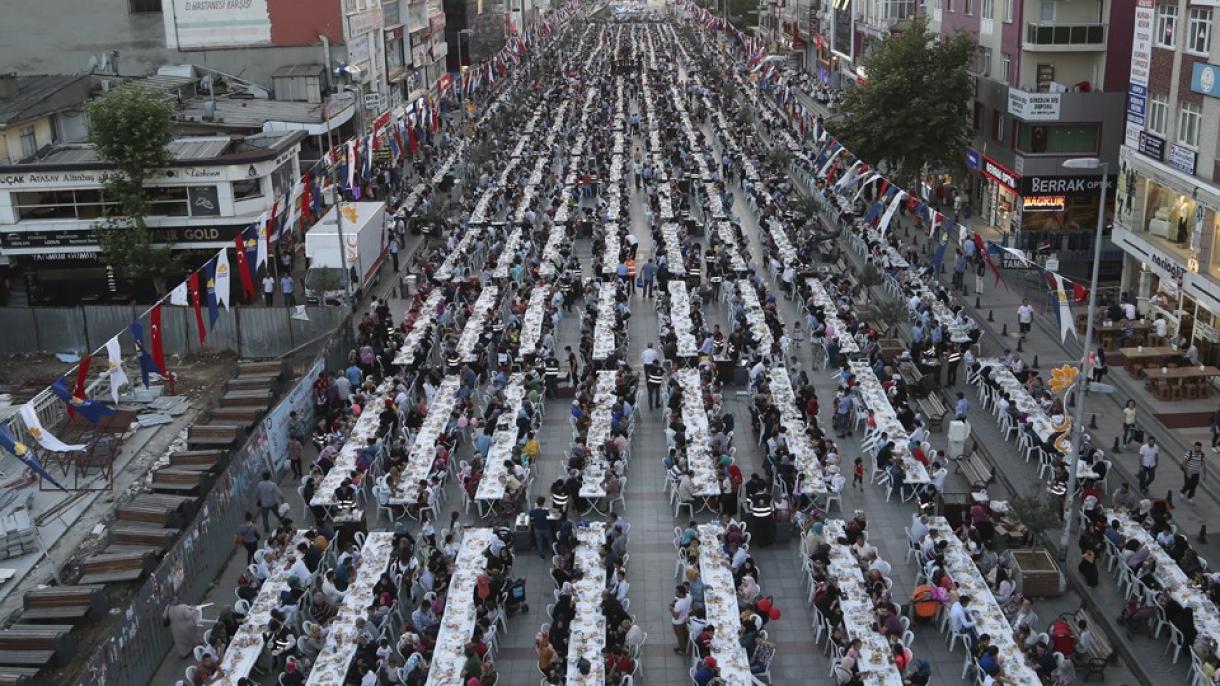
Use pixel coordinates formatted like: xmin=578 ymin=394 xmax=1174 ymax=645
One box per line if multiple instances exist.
xmin=1127 ymin=0 xmax=1154 ymax=149
xmin=171 ymin=0 xmax=272 ymax=49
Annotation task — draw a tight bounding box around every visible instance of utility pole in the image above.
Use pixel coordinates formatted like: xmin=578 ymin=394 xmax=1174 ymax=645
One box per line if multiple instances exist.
xmin=322 ymin=99 xmax=351 ymax=305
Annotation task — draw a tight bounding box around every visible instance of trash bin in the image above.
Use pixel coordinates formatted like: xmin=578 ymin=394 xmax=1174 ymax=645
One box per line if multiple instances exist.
xmin=401 ymin=274 xmax=416 ymax=299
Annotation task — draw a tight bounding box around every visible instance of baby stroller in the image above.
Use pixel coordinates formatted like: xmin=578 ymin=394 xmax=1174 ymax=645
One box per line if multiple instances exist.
xmin=503 ymin=577 xmax=529 ymax=616
xmin=1116 ymin=595 xmax=1157 ymax=637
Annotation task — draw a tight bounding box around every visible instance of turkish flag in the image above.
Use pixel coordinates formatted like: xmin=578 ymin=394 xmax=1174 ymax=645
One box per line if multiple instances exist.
xmin=150 ymin=303 xmax=169 ymax=377
xmin=188 ymin=271 xmax=207 ymax=345
xmin=68 ymin=354 xmax=92 ymax=418
xmin=233 ymin=233 xmax=256 ymax=301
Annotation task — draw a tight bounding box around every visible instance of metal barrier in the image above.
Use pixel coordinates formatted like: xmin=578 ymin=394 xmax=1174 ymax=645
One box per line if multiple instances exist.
xmin=67 ymin=321 xmax=353 ymax=686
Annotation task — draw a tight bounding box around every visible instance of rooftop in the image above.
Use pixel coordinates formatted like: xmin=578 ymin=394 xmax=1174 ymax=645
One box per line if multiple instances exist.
xmin=0 ymin=130 xmax=306 ymax=171
xmin=0 ymin=74 xmax=95 ymax=127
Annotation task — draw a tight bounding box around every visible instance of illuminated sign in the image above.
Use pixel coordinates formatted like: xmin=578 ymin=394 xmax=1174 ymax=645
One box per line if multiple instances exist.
xmin=982 ymin=156 xmax=1020 ymax=193
xmin=1023 ymin=195 xmax=1066 ymax=212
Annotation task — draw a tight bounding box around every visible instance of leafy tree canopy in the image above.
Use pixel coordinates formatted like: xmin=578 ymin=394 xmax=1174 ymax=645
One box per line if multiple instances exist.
xmin=833 ymin=17 xmax=976 ymax=189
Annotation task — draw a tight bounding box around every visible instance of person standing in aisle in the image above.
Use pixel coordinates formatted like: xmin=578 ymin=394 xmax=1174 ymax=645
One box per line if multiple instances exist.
xmin=646 ymin=360 xmax=665 ymax=410
xmin=670 ymin=585 xmax=692 ymax=654
xmin=256 ymin=471 xmax=286 ymax=533
xmin=234 ymin=512 xmax=259 ymax=565
xmin=1016 ymin=298 xmax=1034 ymax=340
xmin=1181 ymin=441 xmax=1206 ymax=503
xmin=280 ymin=273 xmax=296 ymax=307
xmin=389 ymin=235 xmax=401 ymax=272
xmin=1138 ymin=436 xmax=1159 ymax=493
xmin=262 ymin=274 xmax=275 ymax=306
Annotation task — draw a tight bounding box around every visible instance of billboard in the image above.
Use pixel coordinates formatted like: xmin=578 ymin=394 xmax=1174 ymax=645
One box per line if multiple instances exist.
xmin=172 ymin=0 xmax=272 ymax=49
xmin=831 ymin=0 xmax=854 ymax=60
xmin=1126 ymin=0 xmax=1154 ymax=148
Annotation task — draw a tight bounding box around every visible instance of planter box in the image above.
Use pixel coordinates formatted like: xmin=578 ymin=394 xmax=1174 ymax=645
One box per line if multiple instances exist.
xmin=1007 ymin=548 xmax=1065 ymax=597
xmin=878 ymin=339 xmax=906 ymax=364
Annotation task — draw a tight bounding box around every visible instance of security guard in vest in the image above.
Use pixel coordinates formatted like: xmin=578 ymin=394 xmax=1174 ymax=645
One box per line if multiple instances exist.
xmin=645 ymin=360 xmax=665 ymax=410
xmin=446 ymin=349 xmax=462 ymax=375
xmin=543 ymin=355 xmax=561 ymax=399
xmin=748 ymin=491 xmax=776 ymax=546
xmin=706 ymin=260 xmax=722 ymax=300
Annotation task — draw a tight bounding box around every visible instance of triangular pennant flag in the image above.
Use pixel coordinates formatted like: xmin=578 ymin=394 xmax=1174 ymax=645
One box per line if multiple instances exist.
xmin=104 ymin=336 xmax=128 ymax=404
xmin=20 ymin=403 xmax=85 ymax=452
xmin=204 ymin=259 xmax=219 ymax=329
xmin=169 ymin=281 xmax=189 ymax=306
xmin=50 ymin=378 xmax=115 ymax=425
xmin=234 ymin=232 xmax=256 ymax=301
xmin=0 ymin=424 xmax=67 ymax=490
xmin=215 ymin=249 xmax=232 ymax=310
xmin=150 ymin=303 xmax=169 ymax=377
xmin=129 ymin=321 xmax=154 ymax=388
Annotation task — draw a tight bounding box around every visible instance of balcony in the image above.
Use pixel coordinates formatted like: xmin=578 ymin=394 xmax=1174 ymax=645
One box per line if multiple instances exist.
xmin=1023 ymin=22 xmax=1106 ymax=51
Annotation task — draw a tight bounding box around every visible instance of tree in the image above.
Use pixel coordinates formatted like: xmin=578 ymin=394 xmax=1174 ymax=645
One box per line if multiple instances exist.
xmin=832 ymin=17 xmax=976 ymax=189
xmin=1008 ymin=491 xmax=1065 ymax=542
xmin=87 ymin=83 xmax=180 ymax=294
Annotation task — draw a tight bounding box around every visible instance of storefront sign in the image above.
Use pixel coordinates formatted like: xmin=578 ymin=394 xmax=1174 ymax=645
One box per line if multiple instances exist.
xmin=1020 ymin=175 xmax=1114 ymax=197
xmin=188 ymin=186 xmax=220 ymax=216
xmin=1022 ymin=195 xmax=1066 ymax=212
xmin=1007 ymin=89 xmax=1061 ymax=121
xmin=1185 ymin=272 xmax=1220 ymax=313
xmin=1114 ymin=226 xmax=1186 ymax=284
xmin=1138 ymin=131 xmax=1165 ymax=161
xmin=982 ymin=156 xmax=1020 ymax=194
xmin=1126 ymin=0 xmax=1154 ymax=144
xmin=172 ymin=0 xmax=271 ymax=49
xmin=1167 ymin=145 xmax=1198 ymax=174
xmin=347 ymin=8 xmax=380 ymax=37
xmin=1191 ymin=62 xmax=1220 ymax=98
xmin=965 ymin=149 xmax=981 ymax=171
xmin=1 ymin=225 xmax=244 ymax=251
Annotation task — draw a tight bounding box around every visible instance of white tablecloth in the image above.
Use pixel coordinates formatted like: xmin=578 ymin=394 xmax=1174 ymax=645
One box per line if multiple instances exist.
xmin=390 ymin=376 xmax=461 ymax=505
xmin=476 ymin=373 xmax=527 ymax=501
xmin=824 ymin=520 xmax=904 ymax=686
xmin=457 ymin=287 xmax=500 ymax=362
xmin=305 ymin=532 xmax=396 ymax=685
xmin=580 ymin=371 xmax=619 ymax=499
xmin=313 ymin=379 xmax=393 ymax=507
xmin=976 ymin=359 xmax=1055 ymax=443
xmin=518 ymin=286 xmax=553 ymax=356
xmin=676 ymin=368 xmax=718 ymax=497
xmin=434 ymin=228 xmax=483 ymax=283
xmin=593 ymin=282 xmax=619 ymax=361
xmin=394 ymin=290 xmax=446 ymax=367
xmin=566 ymin=522 xmax=609 ymax=686
xmin=847 ymin=360 xmax=929 ymax=484
xmin=766 ymin=368 xmax=826 ymax=495
xmin=716 ymin=222 xmax=748 ymax=272
xmin=660 ymin=223 xmax=687 ymax=276
xmin=696 ymin=524 xmax=753 ymax=685
xmin=426 ymin=528 xmax=495 ymax=686
xmin=805 ymin=278 xmax=860 ymax=354
xmin=926 ymin=517 xmax=1041 ymax=686
xmin=216 ymin=531 xmax=312 ymax=685
xmin=668 ymin=281 xmax=699 ymax=358
xmin=737 ymin=279 xmax=774 ymax=352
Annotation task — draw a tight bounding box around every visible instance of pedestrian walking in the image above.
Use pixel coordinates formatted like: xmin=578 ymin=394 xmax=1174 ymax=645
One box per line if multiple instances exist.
xmin=1138 ymin=436 xmax=1159 ymax=493
xmin=262 ymin=274 xmax=275 ymax=306
xmin=1016 ymin=298 xmax=1034 ymax=339
xmin=670 ymin=585 xmax=691 ymax=654
xmin=974 ymin=258 xmax=986 ymax=295
xmin=645 ymin=360 xmax=664 ymax=410
xmin=1210 ymin=404 xmax=1220 ymax=452
xmin=256 ymin=471 xmax=286 ymax=533
xmin=280 ymin=274 xmax=296 ymax=307
xmin=640 ymin=259 xmax=656 ymax=299
xmin=1122 ymin=400 xmax=1139 ymax=446
xmin=389 ymin=235 xmax=401 ymax=272
xmin=234 ymin=512 xmax=259 ymax=565
xmin=1181 ymin=442 xmax=1206 ymax=502
xmin=528 ymin=497 xmax=552 ymax=559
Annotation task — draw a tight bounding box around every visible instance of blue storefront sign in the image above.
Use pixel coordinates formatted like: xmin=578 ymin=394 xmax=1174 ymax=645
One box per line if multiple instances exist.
xmin=1191 ymin=62 xmax=1220 ymax=98
xmin=965 ymin=148 xmax=981 ymax=171
xmin=1127 ymin=83 xmax=1147 ymax=127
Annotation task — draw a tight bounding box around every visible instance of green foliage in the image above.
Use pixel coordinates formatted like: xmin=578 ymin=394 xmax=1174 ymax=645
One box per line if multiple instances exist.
xmin=873 ymin=299 xmax=909 ymax=337
xmin=87 ymin=83 xmax=178 ymax=293
xmin=833 ymin=17 xmax=976 ymax=188
xmin=1008 ymin=491 xmax=1064 ymax=538
xmin=766 ymin=146 xmax=792 ymax=169
xmin=858 ymin=263 xmax=884 ymax=289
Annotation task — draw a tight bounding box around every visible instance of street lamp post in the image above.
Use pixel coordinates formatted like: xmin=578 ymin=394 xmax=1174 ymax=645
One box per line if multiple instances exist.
xmin=1058 ymin=157 xmax=1109 ymax=558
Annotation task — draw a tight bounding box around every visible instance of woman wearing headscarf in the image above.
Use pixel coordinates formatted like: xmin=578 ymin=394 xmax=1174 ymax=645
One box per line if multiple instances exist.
xmin=163 ymin=596 xmax=205 ymax=657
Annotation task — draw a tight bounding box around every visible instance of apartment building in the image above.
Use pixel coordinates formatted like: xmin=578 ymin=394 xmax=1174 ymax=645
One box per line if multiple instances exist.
xmin=1113 ymin=0 xmax=1220 ymax=364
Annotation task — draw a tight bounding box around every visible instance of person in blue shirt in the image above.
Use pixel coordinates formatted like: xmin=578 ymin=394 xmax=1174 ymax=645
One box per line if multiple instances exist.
xmin=978 ymin=644 xmax=1000 ymax=676
xmin=693 ymin=656 xmax=719 ymax=686
xmin=345 ymin=364 xmax=362 ymax=389
xmin=955 ymin=392 xmax=970 ymax=417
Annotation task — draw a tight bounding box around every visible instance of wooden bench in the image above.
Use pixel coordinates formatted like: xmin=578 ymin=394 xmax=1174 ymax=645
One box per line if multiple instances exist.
xmin=219 ymin=389 xmax=273 ymax=408
xmin=226 ymin=374 xmax=279 ymax=392
xmin=916 ymin=393 xmax=949 ymax=430
xmin=77 ymin=549 xmax=157 ymax=585
xmin=901 ymin=364 xmax=928 ymax=398
xmin=237 ymin=361 xmax=288 ymax=379
xmin=168 ymin=450 xmax=226 ymax=471
xmin=208 ymin=406 xmax=263 ymax=429
xmin=0 ymin=625 xmax=74 ymax=667
xmin=186 ymin=424 xmax=243 ymax=450
xmin=116 ymin=493 xmax=195 ymax=528
xmin=109 ymin=521 xmax=178 ymax=550
xmin=0 ymin=666 xmax=40 ymax=685
xmin=955 ymin=445 xmax=994 ymax=485
xmin=151 ymin=467 xmax=214 ymax=494
xmin=1062 ymin=608 xmax=1115 ymax=681
xmin=20 ymin=586 xmax=107 ymax=624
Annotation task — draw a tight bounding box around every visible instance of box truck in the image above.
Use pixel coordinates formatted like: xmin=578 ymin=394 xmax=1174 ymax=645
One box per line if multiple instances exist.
xmin=303 ymin=202 xmax=387 ymax=305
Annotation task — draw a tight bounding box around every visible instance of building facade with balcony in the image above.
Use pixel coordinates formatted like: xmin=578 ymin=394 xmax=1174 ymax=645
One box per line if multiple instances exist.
xmin=817 ymin=0 xmax=918 ymax=86
xmin=927 ymin=0 xmax=1135 ymax=281
xmin=1112 ymin=0 xmax=1220 ymax=364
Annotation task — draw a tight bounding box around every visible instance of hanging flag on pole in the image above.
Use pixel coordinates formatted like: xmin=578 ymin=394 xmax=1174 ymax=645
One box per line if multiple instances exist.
xmin=50 ymin=378 xmax=115 ymax=425
xmin=129 ymin=321 xmax=155 ymax=388
xmin=877 ymin=191 xmax=906 ymax=236
xmin=188 ymin=271 xmax=207 ymax=345
xmin=215 ymin=249 xmax=232 ymax=310
xmin=204 ymin=259 xmax=220 ymax=329
xmin=20 ymin=403 xmax=85 ymax=452
xmin=169 ymin=280 xmax=189 ymax=306
xmin=234 ymin=232 xmax=255 ymax=301
xmin=150 ymin=303 xmax=169 ymax=378
xmin=1052 ymin=273 xmax=1078 ymax=343
xmin=67 ymin=354 xmax=92 ymax=419
xmin=0 ymin=424 xmax=67 ymax=491
xmin=104 ymin=336 xmax=127 ymax=404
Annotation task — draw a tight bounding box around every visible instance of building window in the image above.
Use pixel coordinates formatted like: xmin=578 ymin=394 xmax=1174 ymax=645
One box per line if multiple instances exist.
xmin=974 ymin=101 xmax=983 ymax=131
xmin=1004 ymin=0 xmax=1014 ymax=22
xmin=965 ymin=0 xmax=974 ymax=14
xmin=128 ymin=0 xmax=161 ymax=12
xmin=232 ymin=179 xmax=264 ymax=201
xmin=1188 ymin=8 xmax=1213 ymax=54
xmin=19 ymin=127 xmax=37 ymax=157
xmin=1179 ymin=101 xmax=1202 ymax=147
xmin=977 ymin=46 xmax=992 ymax=77
xmin=992 ymin=110 xmax=1004 ymax=142
xmin=1040 ymin=0 xmax=1054 ymax=21
xmin=1016 ymin=123 xmax=1100 ymax=154
xmin=1156 ymin=4 xmax=1179 ymax=48
xmin=1148 ymin=93 xmax=1169 ymax=135
xmin=12 ymin=189 xmax=120 ymax=221
xmin=1001 ymin=53 xmax=1011 ymax=83
xmin=947 ymin=0 xmax=954 ymax=11
xmin=981 ymin=0 xmax=993 ymax=17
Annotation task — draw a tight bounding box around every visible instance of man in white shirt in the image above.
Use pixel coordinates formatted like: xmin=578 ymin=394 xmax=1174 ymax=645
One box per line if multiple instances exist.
xmin=909 ymin=513 xmax=930 ymax=544
xmin=642 ymin=343 xmax=659 ymax=367
xmin=1122 ymin=301 xmax=1137 ymax=321
xmin=262 ymin=274 xmax=276 ymax=306
xmin=1016 ymin=299 xmax=1034 ymax=338
xmin=1138 ymin=436 xmax=1159 ymax=493
xmin=670 ymin=585 xmax=692 ymax=653
xmin=867 ymin=551 xmax=892 ymax=577
xmin=288 ymin=555 xmax=311 ymax=585
xmin=949 ymin=595 xmax=978 ymax=646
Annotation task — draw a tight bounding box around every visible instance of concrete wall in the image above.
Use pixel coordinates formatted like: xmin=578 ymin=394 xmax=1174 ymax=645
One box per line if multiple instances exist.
xmin=0 ymin=0 xmax=341 ymax=85
xmin=0 ymin=117 xmax=53 ymax=165
xmin=443 ymin=0 xmax=506 ymax=65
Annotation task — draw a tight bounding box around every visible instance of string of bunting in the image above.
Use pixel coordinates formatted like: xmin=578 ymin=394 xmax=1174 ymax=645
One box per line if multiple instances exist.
xmin=0 ymin=4 xmax=580 ymax=487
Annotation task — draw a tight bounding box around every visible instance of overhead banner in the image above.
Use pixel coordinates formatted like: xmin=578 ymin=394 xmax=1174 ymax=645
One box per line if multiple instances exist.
xmin=172 ymin=0 xmax=272 ymax=49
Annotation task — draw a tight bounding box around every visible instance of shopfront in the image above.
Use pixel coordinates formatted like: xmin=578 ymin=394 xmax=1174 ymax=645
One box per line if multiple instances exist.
xmin=981 ymin=155 xmax=1020 ymax=235
xmin=1112 ymin=225 xmax=1195 ymax=347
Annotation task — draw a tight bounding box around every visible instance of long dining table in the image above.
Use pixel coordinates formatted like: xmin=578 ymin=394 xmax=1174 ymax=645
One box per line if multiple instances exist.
xmin=823 ymin=520 xmax=903 ymax=686
xmin=566 ymin=522 xmax=609 ymax=686
xmin=696 ymin=524 xmax=755 ymax=685
xmin=426 ymin=528 xmax=495 ymax=686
